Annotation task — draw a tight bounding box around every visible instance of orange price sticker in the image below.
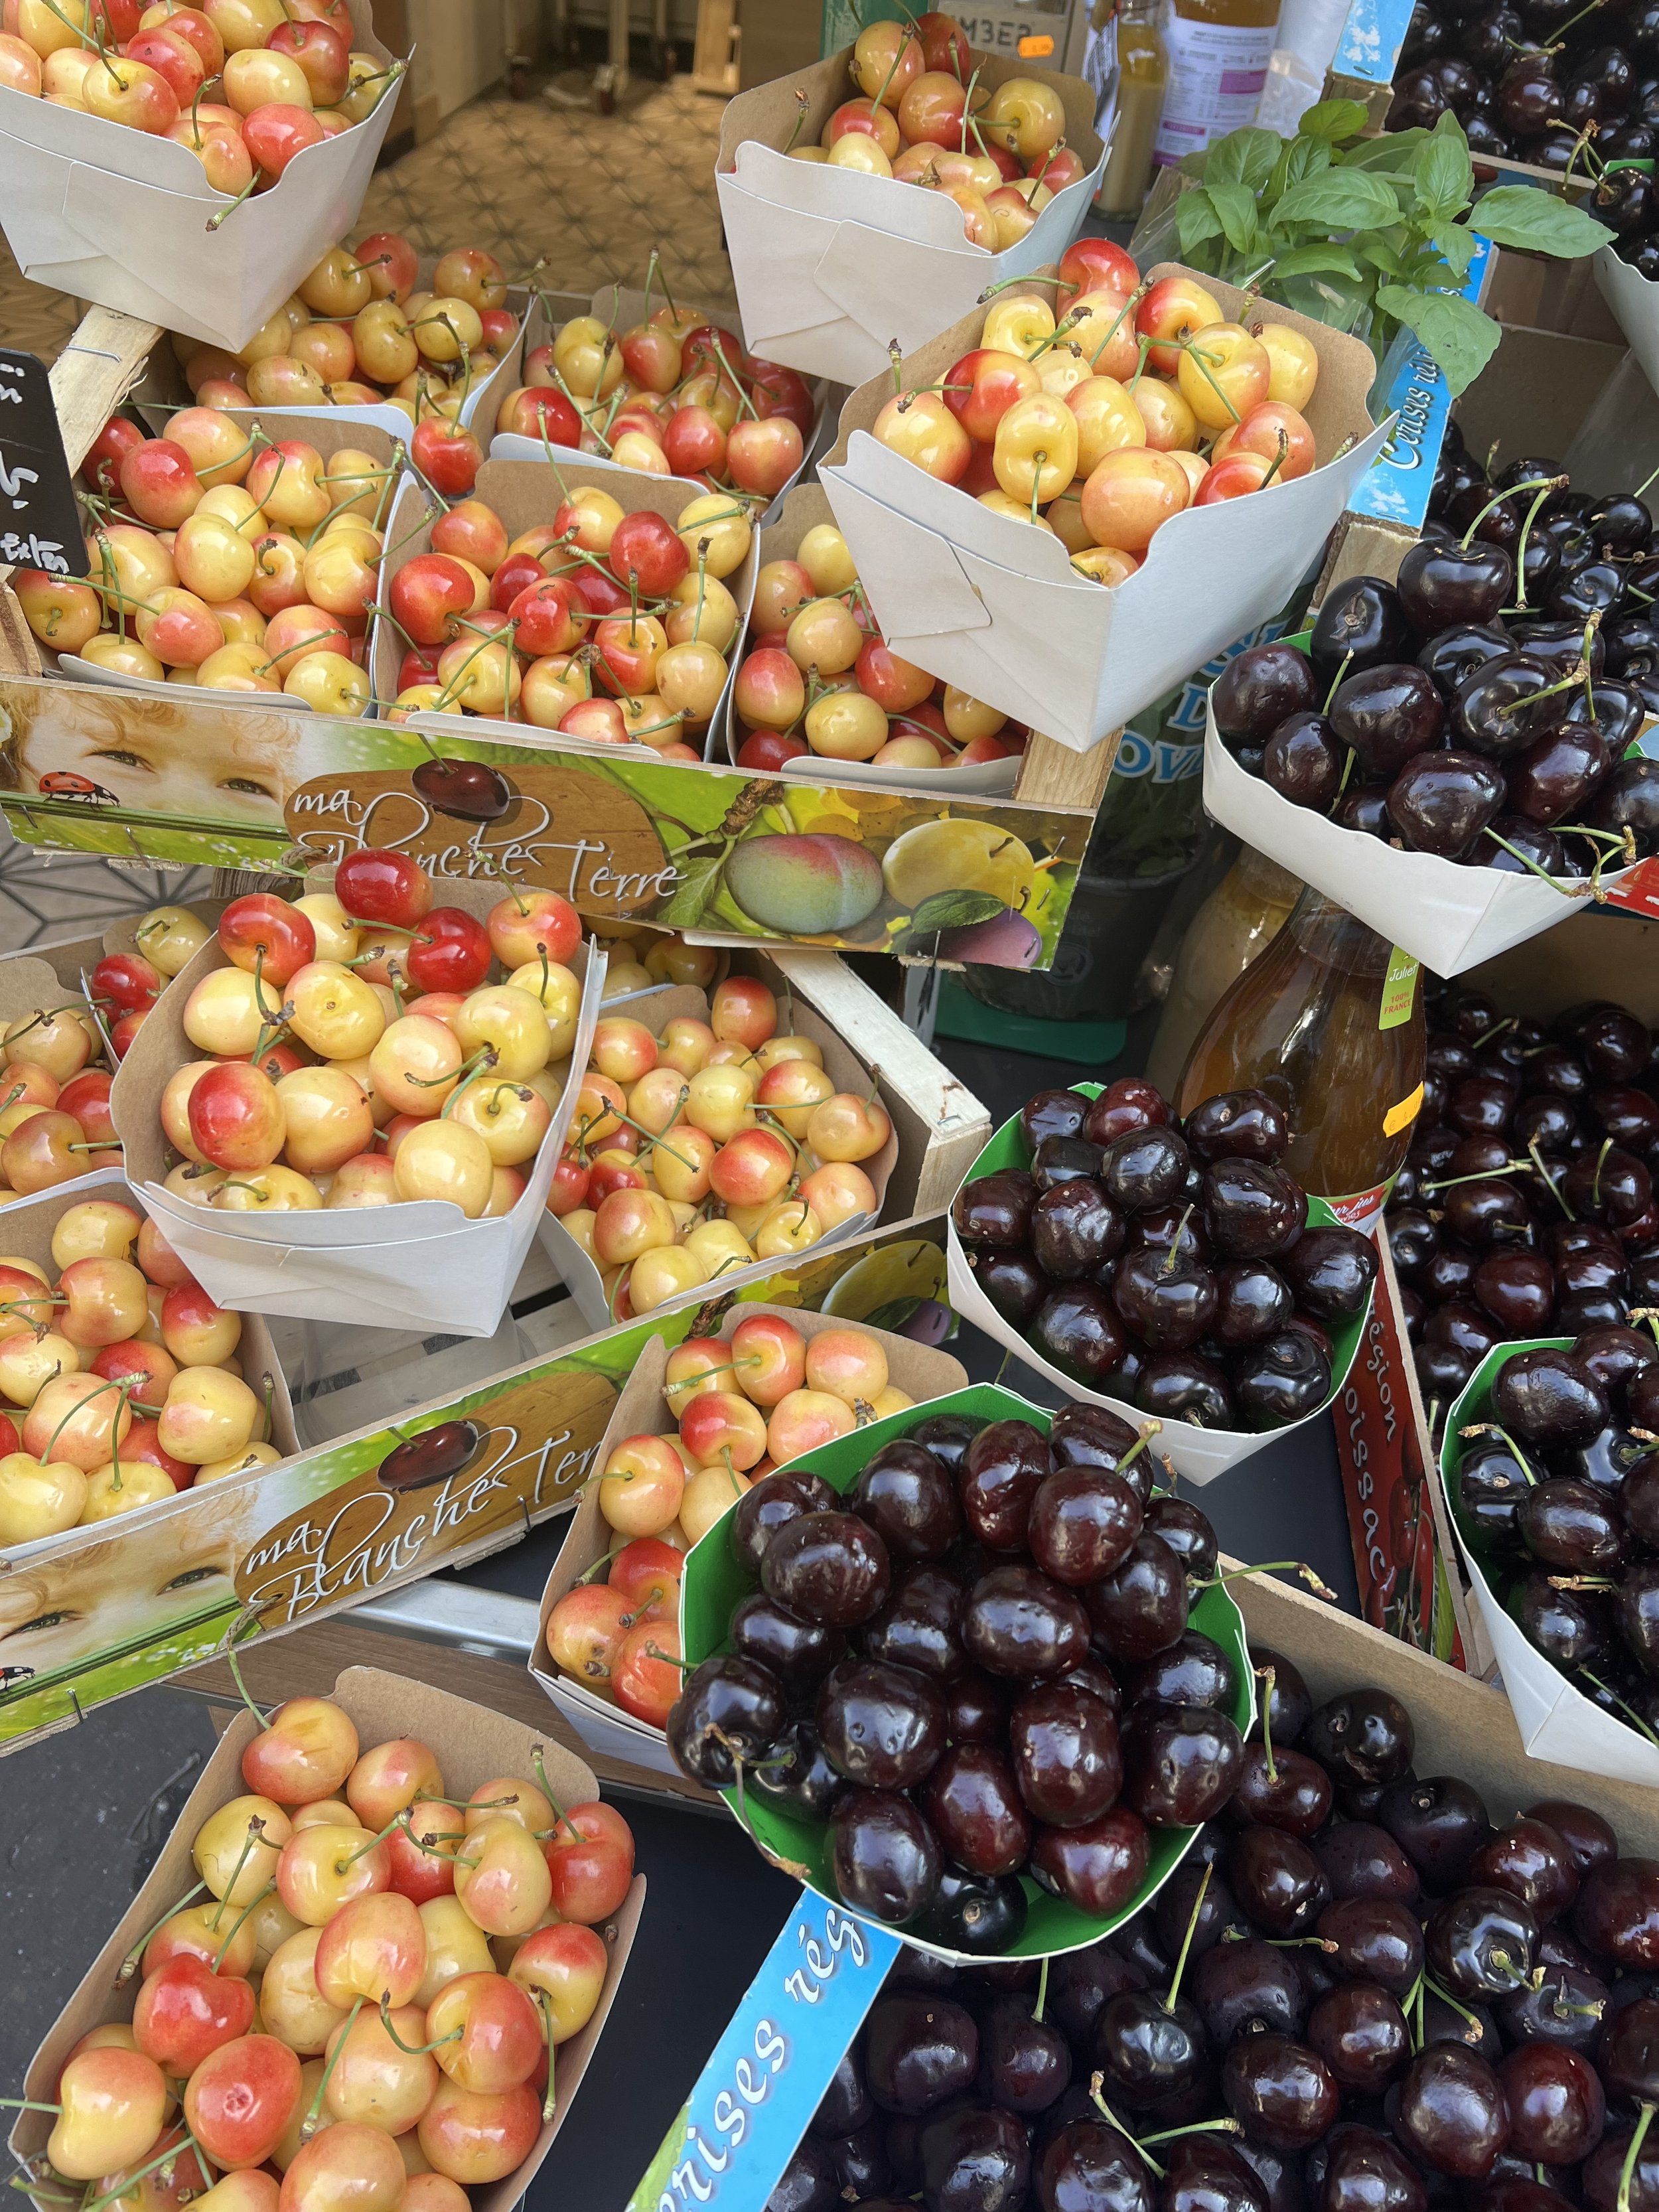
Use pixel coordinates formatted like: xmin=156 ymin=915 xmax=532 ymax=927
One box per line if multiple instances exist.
xmin=1018 ymin=32 xmax=1055 ymax=53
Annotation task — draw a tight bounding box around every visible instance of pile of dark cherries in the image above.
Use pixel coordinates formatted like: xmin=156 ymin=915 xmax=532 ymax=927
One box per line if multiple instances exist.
xmin=1386 ymin=976 xmax=1659 ymax=1410
xmin=952 ymin=1079 xmax=1378 ymax=1432
xmin=767 ymin=1651 xmax=1659 ymax=2212
xmin=1455 ymin=1335 xmax=1659 ymax=1730
xmin=1212 ymin=486 xmax=1659 ymax=873
xmin=1388 ymin=3 xmax=1659 ymax=183
xmin=668 ymin=1402 xmax=1244 ymax=1944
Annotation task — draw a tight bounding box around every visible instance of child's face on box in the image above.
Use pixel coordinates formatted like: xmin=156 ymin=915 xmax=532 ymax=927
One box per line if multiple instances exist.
xmin=17 ymin=693 xmax=303 ymax=826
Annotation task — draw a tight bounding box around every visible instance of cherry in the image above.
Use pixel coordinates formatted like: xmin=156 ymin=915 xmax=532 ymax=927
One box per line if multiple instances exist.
xmin=1147 ymin=1498 xmax=1220 ymax=1582
xmin=866 ymin=1992 xmax=979 ymax=2114
xmin=667 ymin=1655 xmax=784 ymax=1785
xmin=1493 ymin=1349 xmax=1610 ymax=1447
xmin=1196 ymin=1937 xmax=1307 ymax=2043
xmin=1313 ymin=1822 xmax=1421 ymax=1905
xmin=1419 ymin=620 xmax=1515 ymax=692
xmin=731 ymin=1472 xmax=837 ymax=1577
xmin=962 ymin=1420 xmax=1054 ymax=1551
xmin=979 ymin=1994 xmax=1072 ymax=2115
xmin=1038 ymin=2119 xmax=1156 ymax=2212
xmin=1123 ymin=1701 xmax=1244 ymax=1825
xmin=1023 ymin=1090 xmax=1090 ymax=1148
xmin=751 ymin=1720 xmax=845 ymax=1821
xmin=1307 ymin=1982 xmax=1411 ymax=2093
xmin=1498 ymin=2042 xmax=1605 ymax=2162
xmin=1378 ymin=1773 xmax=1494 ymax=1889
xmin=1398 ymin=536 xmax=1514 ymax=628
xmin=920 ymin=2106 xmax=1031 ymax=2212
xmin=1036 ymin=1286 xmax=1130 ymax=1388
xmin=1228 ymin=1825 xmax=1331 ymax=1935
xmin=411 ymin=757 xmax=515 ymax=824
xmin=762 ymin=1510 xmax=892 ymax=1626
xmin=1129 ymin=1631 xmax=1237 ymax=1716
xmin=1034 ymin=1134 xmax=1108 ymax=1191
xmin=1202 ymin=1161 xmax=1307 ymax=1258
xmin=1235 ymin=1332 xmax=1334 ymax=1428
xmin=1317 ymin=2124 xmax=1427 ymax=2212
xmin=1050 ymin=1402 xmax=1149 ymax=1487
xmin=1094 ymin=1985 xmax=1212 ymax=2108
xmin=1101 ymin=1126 xmax=1192 ymax=1214
xmin=1029 ymin=1467 xmax=1143 ymax=1585
xmin=1311 ymin=577 xmax=1411 ymax=676
xmin=1265 ymin=713 xmax=1344 ymax=809
xmin=1086 ymin=1534 xmax=1188 ymax=1660
xmin=963 ymin=1564 xmax=1089 ymax=1679
xmin=1233 ymin=1745 xmax=1333 ymax=1836
xmin=1331 ymin=664 xmax=1447 ymax=778
xmin=1392 ymin=2044 xmax=1512 ymax=2177
xmin=1035 ymin=1179 xmax=1127 ymax=1277
xmin=1113 ymin=1244 xmax=1218 ymax=1353
xmin=974 ymin=1250 xmax=1049 ymax=1326
xmin=1305 ymin=1689 xmax=1415 ymax=1791
xmin=1223 ymin=2033 xmax=1340 ymax=2151
xmin=1280 ymin=1228 xmax=1379 ymax=1320
xmin=830 ymin=1789 xmax=940 ymax=1923
xmin=1497 ymin=1959 xmax=1610 ymax=2051
xmin=1517 ymin=1477 xmax=1624 ymax=1572
xmin=731 ymin=1591 xmax=845 ymax=1702
xmin=1214 ymin=642 xmax=1321 ymax=741
xmin=924 ymin=1744 xmax=1031 ymax=1876
xmin=818 ymin=1659 xmax=946 ymax=1790
xmin=1388 ymin=751 xmax=1508 ymax=856
xmin=1031 ymin=1805 xmax=1151 ymax=1917
xmin=946 ymin=1671 xmax=1011 ymax=1747
xmin=1084 ymin=1079 xmax=1177 ymax=1147
xmin=1425 ymin=1884 xmax=1538 ymax=1997
xmin=853 ymin=1440 xmax=962 ymax=1560
xmin=955 ymin=1169 xmax=1039 ymax=1248
xmin=865 ymin=1566 xmax=966 ymax=1681
xmin=1011 ymin=1682 xmax=1123 ymax=1827
xmin=1185 ymin=1091 xmax=1290 ymax=1165
xmin=1165 ymin=2136 xmax=1270 ymax=2212
xmin=1530 ymin=1799 xmax=1618 ymax=1878
xmin=1514 ymin=1570 xmax=1615 ymax=1673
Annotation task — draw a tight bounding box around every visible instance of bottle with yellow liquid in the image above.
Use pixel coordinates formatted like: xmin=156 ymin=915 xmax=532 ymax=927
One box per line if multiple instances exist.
xmin=1174 ymin=887 xmax=1425 ymax=1232
xmin=1098 ymin=0 xmax=1169 ymax=220
xmin=1144 ymin=845 xmax=1299 ymax=1097
xmin=1152 ymin=0 xmax=1281 ymax=172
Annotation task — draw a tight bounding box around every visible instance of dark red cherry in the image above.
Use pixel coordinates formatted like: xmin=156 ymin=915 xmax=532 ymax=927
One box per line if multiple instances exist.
xmin=962 ymin=1420 xmax=1053 ymax=1551
xmin=1222 ymin=2033 xmax=1340 ymax=2152
xmin=1112 ymin=1244 xmax=1218 ymax=1354
xmin=411 ymin=756 xmax=515 ymax=822
xmin=1318 ymin=1897 xmax=1425 ymax=1992
xmin=829 ymin=1789 xmax=940 ymax=1924
xmin=1233 ymin=1745 xmax=1333 ymax=1836
xmin=1028 ymin=1467 xmax=1143 ymax=1585
xmin=1398 ymin=536 xmax=1514 ymax=628
xmin=1313 ymin=1822 xmax=1421 ymax=1905
xmin=1184 ymin=1090 xmax=1289 ymax=1165
xmin=1084 ymin=1078 xmax=1177 ymax=1147
xmin=1234 ymin=1331 xmax=1334 ymax=1429
xmin=924 ymin=1743 xmax=1031 ymax=1876
xmin=763 ymin=1511 xmax=891 ymax=1626
xmin=1196 ymin=1936 xmax=1307 ymax=2045
xmin=1031 ymin=1806 xmax=1150 ymax=1917
xmin=1037 ymin=2119 xmax=1155 ymax=2212
xmin=749 ymin=1719 xmax=843 ymax=1822
xmin=1317 ymin=2124 xmax=1426 ymax=2212
xmin=1127 ymin=1629 xmax=1236 ymax=1714
xmin=979 ymin=1992 xmax=1072 ymax=2116
xmin=1034 ymin=1178 xmax=1127 ymax=1278
xmin=1496 ymin=1960 xmax=1609 ymax=2051
xmin=1378 ymin=1773 xmax=1493 ymax=1889
xmin=1387 ymin=751 xmax=1506 ymax=857
xmin=1307 ymin=1982 xmax=1411 ymax=2093
xmin=1391 ymin=2045 xmax=1511 ymax=2177
xmin=1094 ymin=1987 xmax=1211 ymax=2108
xmin=953 ymin=1168 xmax=1037 ymax=1248
xmin=1145 ymin=1497 xmax=1218 ymax=1581
xmin=1305 ymin=1688 xmax=1415 ymax=1789
xmin=1137 ymin=1353 xmax=1234 ymax=1428
xmin=1493 ymin=1349 xmax=1610 ymax=1446
xmin=1034 ymin=1134 xmax=1108 ymax=1192
xmin=1202 ymin=1161 xmax=1308 ymax=1259
xmin=1311 ymin=577 xmax=1411 ymax=677
xmin=1123 ymin=1700 xmax=1244 ymax=1826
xmin=910 ymin=1412 xmax=984 ymax=1475
xmin=1101 ymin=1126 xmax=1192 ymax=1215
xmin=970 ymin=1249 xmax=1048 ymax=1327
xmin=1470 ymin=1818 xmax=1582 ymax=1921
xmin=962 ymin=1564 xmax=1089 ymax=1679
xmin=1228 ymin=1825 xmax=1331 ymax=1935
xmin=1331 ymin=664 xmax=1447 ymax=778
xmin=865 ymin=1992 xmax=979 ymax=2114
xmin=1265 ymin=713 xmax=1345 ymax=810
xmin=853 ymin=1441 xmax=962 ymax=1561
xmin=668 ymin=1655 xmax=786 ymax=1787
xmin=731 ymin=1471 xmax=839 ymax=1576
xmin=863 ymin=1566 xmax=963 ymax=1682
xmin=1010 ymin=1682 xmax=1123 ymax=1828
xmin=1035 ymin=1286 xmax=1129 ymax=1388
xmin=1498 ymin=2041 xmax=1605 ymax=2163
xmin=1280 ymin=1226 xmax=1380 ymax=1320
xmin=1023 ymin=1088 xmax=1090 ymax=1149
xmin=817 ymin=1660 xmax=946 ymax=1791
xmin=1085 ymin=1533 xmax=1187 ymax=1660
xmin=1214 ymin=643 xmax=1321 ymax=742
xmin=1164 ymin=2136 xmax=1270 ymax=2212
xmin=1528 ymin=1798 xmax=1617 ymax=1879
xmin=1049 ymin=1400 xmax=1145 ymax=1481
xmin=944 ymin=1669 xmax=1009 ymax=1747
xmin=731 ymin=1591 xmax=845 ymax=1702
xmin=1572 ymin=1858 xmax=1659 ymax=1966
xmin=1425 ymin=1885 xmax=1538 ymax=1998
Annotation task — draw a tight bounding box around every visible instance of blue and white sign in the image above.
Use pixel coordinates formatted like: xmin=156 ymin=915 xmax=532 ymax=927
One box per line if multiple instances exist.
xmin=628 ymin=1893 xmax=901 ymax=2212
xmin=1346 ymin=237 xmax=1496 ymax=533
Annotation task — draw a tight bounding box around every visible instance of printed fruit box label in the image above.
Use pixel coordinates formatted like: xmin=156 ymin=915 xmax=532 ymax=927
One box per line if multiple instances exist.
xmin=0 ymin=679 xmax=1086 ymax=970
xmin=0 ymin=1221 xmax=950 ymax=1752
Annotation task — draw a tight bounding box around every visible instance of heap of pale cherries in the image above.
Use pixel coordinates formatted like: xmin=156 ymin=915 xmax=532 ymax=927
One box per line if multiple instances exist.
xmin=153 ymin=231 xmax=522 ymax=497
xmin=163 ymin=852 xmax=585 ymax=1223
xmin=787 ymin=13 xmax=1090 ymax=250
xmin=0 ymin=1191 xmax=279 ymax=1546
xmin=545 ymin=1315 xmax=921 ymax=1728
xmin=876 ymin=241 xmax=1325 ymax=579
xmin=7 ymin=1694 xmax=633 ymax=2208
xmin=498 ymin=263 xmax=817 ymax=510
xmin=732 ymin=517 xmax=1029 ymax=774
xmin=21 ymin=407 xmax=397 ymax=715
xmin=384 ymin=479 xmax=749 ymax=753
xmin=551 ymin=971 xmax=891 ymax=1315
xmin=0 ymin=0 xmax=394 ymax=188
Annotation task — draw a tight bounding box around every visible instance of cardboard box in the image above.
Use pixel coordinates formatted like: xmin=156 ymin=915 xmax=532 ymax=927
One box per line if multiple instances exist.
xmin=719 ymin=484 xmax=1023 ymax=798
xmin=944 ymin=1081 xmax=1374 ymax=1487
xmin=539 ymin=962 xmax=899 ymax=1331
xmin=0 ymin=3 xmax=406 ymax=352
xmin=371 ymin=457 xmax=759 ymax=763
xmin=820 ymin=267 xmax=1390 ymax=753
xmin=530 ymin=1304 xmax=969 ymax=1775
xmin=111 ymin=885 xmax=606 ymax=1337
xmin=715 ymin=46 xmax=1107 ymax=388
xmin=9 ymin=1666 xmax=643 ymax=2212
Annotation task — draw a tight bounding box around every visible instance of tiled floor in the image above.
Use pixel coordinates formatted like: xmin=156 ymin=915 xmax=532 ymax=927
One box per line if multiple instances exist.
xmin=0 ymin=67 xmax=735 ymax=950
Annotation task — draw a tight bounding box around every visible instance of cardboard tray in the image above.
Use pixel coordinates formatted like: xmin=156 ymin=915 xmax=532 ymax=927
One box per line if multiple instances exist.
xmin=0 ymin=1162 xmax=299 ymax=1561
xmin=487 ymin=285 xmax=831 ymax=526
xmin=719 ymin=484 xmax=1023 ymax=798
xmin=0 ymin=1 xmax=405 ymax=353
xmin=1595 ymin=245 xmax=1659 ymax=407
xmin=530 ymin=1304 xmax=969 ymax=1775
xmin=679 ymin=1378 xmax=1252 ymax=1962
xmin=8 ymin=1665 xmax=644 ymax=2212
xmin=538 ymin=964 xmax=899 ymax=1333
xmin=371 ymin=456 xmax=760 ymax=763
xmin=945 ymin=1080 xmax=1374 ymax=1487
xmin=1202 ymin=692 xmax=1636 ymax=978
xmin=820 ymin=267 xmax=1392 ymax=753
xmin=110 ymin=885 xmax=606 ymax=1337
xmin=715 ymin=46 xmax=1108 ymax=388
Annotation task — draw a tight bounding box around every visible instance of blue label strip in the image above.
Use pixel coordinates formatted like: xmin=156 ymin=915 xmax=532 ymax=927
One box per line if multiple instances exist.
xmin=1333 ymin=0 xmax=1418 ymax=84
xmin=628 ymin=1891 xmax=902 ymax=2212
xmin=1345 ymin=236 xmax=1495 ymax=532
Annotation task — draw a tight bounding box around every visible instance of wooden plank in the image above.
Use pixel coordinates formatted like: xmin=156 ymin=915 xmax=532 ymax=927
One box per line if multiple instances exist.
xmin=692 ymin=0 xmax=739 ymax=92
xmin=0 ymin=580 xmax=41 ymax=678
xmin=48 ymin=306 xmax=162 ymax=475
xmin=185 ymin=1615 xmax=721 ymax=1808
xmin=1015 ymin=727 xmax=1119 ymax=812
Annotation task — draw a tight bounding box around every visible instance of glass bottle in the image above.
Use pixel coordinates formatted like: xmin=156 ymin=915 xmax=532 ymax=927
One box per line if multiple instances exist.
xmin=1098 ymin=0 xmax=1169 ymax=220
xmin=1152 ymin=0 xmax=1281 ymax=171
xmin=1174 ymin=886 xmax=1426 ymax=1230
xmin=1144 ymin=844 xmax=1299 ymax=1097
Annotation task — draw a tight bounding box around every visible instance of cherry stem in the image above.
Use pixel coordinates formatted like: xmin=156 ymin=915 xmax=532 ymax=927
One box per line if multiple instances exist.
xmin=1196 ymin=1560 xmax=1340 ymax=1602
xmin=1163 ymin=1862 xmax=1210 ymax=2015
xmin=207 ymin=1818 xmax=268 ymax=1928
xmin=531 ymin=1749 xmax=584 ymax=1843
xmin=1509 ymin=477 xmax=1562 ymax=611
xmin=211 ymin=1882 xmax=275 ymax=1973
xmin=1088 ymin=2076 xmax=1164 ymax=2178
xmin=335 ymin=1812 xmax=411 ymax=1872
xmin=1160 ymin=1206 xmax=1196 ymax=1274
xmin=1479 ymin=826 xmax=1575 ymax=895
xmin=1423 ymin=1972 xmax=1487 ymax=2031
xmin=1141 ymin=2121 xmax=1243 ymax=2147
xmin=1033 ymin=1955 xmax=1050 ymax=2026
xmin=377 ymin=1997 xmax=462 ymax=2055
xmin=1460 ymin=475 xmax=1564 ymax=553
xmin=80 ymin=2138 xmax=209 ymax=2212
xmin=303 ymin=1996 xmax=364 ymax=2136
xmin=1579 ymin=1668 xmax=1659 ymax=1745
xmin=534 ymin=1989 xmax=559 ymax=2124
xmin=1321 ymin=650 xmax=1353 ymax=715
xmin=114 ymin=1883 xmax=208 ymax=1986
xmin=1256 ymin=1663 xmax=1278 ymax=1784
xmin=1459 ymin=1421 xmax=1538 ymax=1482
xmin=1619 ymin=2106 xmax=1657 ymax=2212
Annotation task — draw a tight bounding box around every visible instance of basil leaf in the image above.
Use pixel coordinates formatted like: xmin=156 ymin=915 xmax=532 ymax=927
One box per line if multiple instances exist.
xmin=1297 ymin=97 xmax=1369 ymax=143
xmin=1416 ymin=112 xmax=1475 ymax=219
xmin=1421 ymin=220 xmax=1478 ymax=279
xmin=1266 ymin=244 xmax=1363 ymax=280
xmin=1469 ymin=184 xmax=1615 ymax=255
xmin=1175 ymin=186 xmax=1226 ymax=256
xmin=1209 ymin=180 xmax=1261 ymax=254
xmin=1270 ymin=133 xmax=1332 ymax=204
xmin=1356 ymin=234 xmax=1410 ymax=276
xmin=1207 ymin=125 xmax=1281 ymax=189
xmin=1275 ymin=169 xmax=1403 ymax=230
xmin=1376 ymin=283 xmax=1502 ymax=393
xmin=1342 ymin=128 xmax=1429 ymax=169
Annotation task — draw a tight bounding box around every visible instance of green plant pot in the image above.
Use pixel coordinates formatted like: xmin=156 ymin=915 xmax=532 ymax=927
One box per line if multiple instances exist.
xmin=680 ymin=1380 xmax=1255 ymax=1961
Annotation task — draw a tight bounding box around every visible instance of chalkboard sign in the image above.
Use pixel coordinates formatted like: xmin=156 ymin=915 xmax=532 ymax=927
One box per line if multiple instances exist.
xmin=0 ymin=351 xmax=86 ymax=579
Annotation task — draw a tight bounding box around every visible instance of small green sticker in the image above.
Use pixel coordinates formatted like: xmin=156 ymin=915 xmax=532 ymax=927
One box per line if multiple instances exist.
xmin=1380 ymin=946 xmax=1419 ymax=1030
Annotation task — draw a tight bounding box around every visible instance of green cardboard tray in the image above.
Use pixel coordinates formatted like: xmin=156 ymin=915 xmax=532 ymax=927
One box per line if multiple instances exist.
xmin=680 ymin=1380 xmax=1255 ymax=1960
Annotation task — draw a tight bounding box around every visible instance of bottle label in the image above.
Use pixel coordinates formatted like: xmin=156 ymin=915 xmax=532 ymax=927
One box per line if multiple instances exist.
xmin=1320 ymin=1181 xmax=1395 ymax=1235
xmin=1153 ymin=13 xmax=1277 ymax=167
xmin=1378 ymin=947 xmax=1419 ymax=1030
xmin=1384 ymin=1082 xmax=1425 ymax=1138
